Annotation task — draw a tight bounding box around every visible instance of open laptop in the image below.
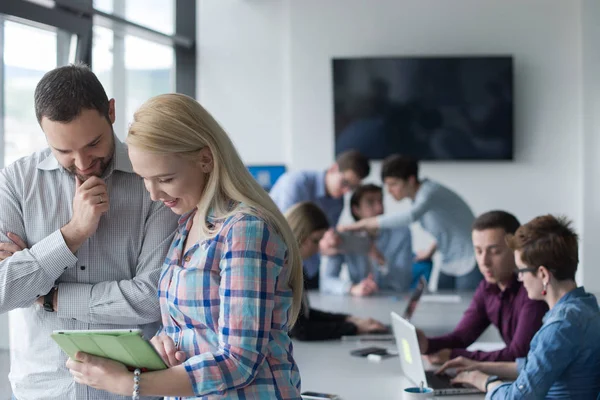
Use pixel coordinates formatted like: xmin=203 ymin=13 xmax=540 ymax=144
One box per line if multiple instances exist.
xmin=390 ymin=311 xmax=481 ymax=396
xmin=341 ymin=276 xmax=428 ymax=342
xmin=402 ymin=275 xmax=427 ymax=321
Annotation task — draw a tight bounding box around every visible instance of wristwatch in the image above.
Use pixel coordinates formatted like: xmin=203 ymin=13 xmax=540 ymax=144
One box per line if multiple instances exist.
xmin=485 ymin=375 xmax=501 ymax=392
xmin=43 ymin=286 xmax=57 ymax=312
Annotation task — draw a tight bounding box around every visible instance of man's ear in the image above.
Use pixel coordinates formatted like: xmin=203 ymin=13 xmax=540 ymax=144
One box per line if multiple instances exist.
xmin=408 ymin=175 xmax=417 ymax=187
xmin=108 ymin=99 xmax=116 ymax=124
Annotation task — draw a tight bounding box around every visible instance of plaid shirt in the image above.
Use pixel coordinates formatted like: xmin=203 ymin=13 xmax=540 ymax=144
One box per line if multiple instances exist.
xmin=157 ymin=208 xmax=301 ymax=399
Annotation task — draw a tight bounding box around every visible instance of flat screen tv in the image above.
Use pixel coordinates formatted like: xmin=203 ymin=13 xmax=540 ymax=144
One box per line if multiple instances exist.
xmin=332 ymin=56 xmax=513 ymax=160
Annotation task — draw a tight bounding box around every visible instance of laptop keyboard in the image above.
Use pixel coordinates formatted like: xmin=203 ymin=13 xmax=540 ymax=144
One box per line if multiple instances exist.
xmin=425 ymin=371 xmax=454 ymax=389
xmin=424 ymin=371 xmax=482 ymax=395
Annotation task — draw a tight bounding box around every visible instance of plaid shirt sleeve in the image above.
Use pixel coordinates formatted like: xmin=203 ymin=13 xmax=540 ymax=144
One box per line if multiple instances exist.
xmin=182 ymin=215 xmax=287 ymax=397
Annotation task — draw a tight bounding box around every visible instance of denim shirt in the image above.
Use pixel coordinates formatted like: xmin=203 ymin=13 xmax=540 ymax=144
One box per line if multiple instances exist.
xmin=488 ymin=287 xmax=600 ymax=399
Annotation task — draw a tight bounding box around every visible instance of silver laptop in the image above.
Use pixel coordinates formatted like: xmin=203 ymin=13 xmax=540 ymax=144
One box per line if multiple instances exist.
xmin=390 ymin=311 xmax=481 ymax=396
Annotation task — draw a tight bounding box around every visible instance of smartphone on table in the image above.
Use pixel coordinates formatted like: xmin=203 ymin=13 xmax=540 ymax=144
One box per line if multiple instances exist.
xmin=301 ymin=391 xmax=341 ymax=400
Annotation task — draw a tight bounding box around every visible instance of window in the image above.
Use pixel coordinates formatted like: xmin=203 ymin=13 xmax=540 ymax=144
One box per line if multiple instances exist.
xmin=3 ymin=20 xmax=57 ymax=165
xmin=92 ymin=25 xmax=113 ymax=99
xmin=94 ymin=0 xmax=174 ymax=35
xmin=125 ymin=34 xmax=174 ymax=134
xmin=92 ymin=20 xmax=175 ymax=137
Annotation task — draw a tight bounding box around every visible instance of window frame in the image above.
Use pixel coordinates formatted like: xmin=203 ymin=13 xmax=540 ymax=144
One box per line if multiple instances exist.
xmin=0 ymin=0 xmax=196 ymax=166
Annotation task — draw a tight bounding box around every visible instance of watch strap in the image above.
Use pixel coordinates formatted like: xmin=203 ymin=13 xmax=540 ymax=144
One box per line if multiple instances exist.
xmin=485 ymin=375 xmax=501 ymax=392
xmin=43 ymin=287 xmax=56 ymax=312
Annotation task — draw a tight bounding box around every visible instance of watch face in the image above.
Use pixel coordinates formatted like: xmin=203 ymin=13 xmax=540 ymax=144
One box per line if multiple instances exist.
xmin=43 ymin=302 xmax=53 ymax=312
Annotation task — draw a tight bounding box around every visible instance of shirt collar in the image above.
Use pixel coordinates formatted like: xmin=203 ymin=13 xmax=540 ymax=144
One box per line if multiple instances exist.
xmin=178 ymin=201 xmax=239 ymax=227
xmin=555 ymin=286 xmax=586 ymax=307
xmin=178 ymin=208 xmax=196 ymax=226
xmin=543 ymin=286 xmax=586 ymax=323
xmin=315 ymin=170 xmax=329 ymax=199
xmin=36 ymin=135 xmax=134 ymax=174
xmin=484 ymin=273 xmax=521 ymax=295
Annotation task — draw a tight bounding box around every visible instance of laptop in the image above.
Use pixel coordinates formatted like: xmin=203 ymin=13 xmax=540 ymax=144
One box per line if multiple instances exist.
xmin=402 ymin=275 xmax=427 ymax=321
xmin=340 ymin=276 xmax=427 ymax=342
xmin=390 ymin=311 xmax=481 ymax=396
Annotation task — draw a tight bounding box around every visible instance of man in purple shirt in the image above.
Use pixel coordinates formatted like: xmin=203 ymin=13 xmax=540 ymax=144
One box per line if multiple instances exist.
xmin=416 ymin=210 xmax=548 ymax=363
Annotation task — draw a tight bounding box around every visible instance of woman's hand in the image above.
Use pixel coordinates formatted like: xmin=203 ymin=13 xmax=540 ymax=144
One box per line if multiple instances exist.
xmin=347 ymin=316 xmax=388 ymax=334
xmin=150 ymin=334 xmax=187 ymax=367
xmin=436 ymin=356 xmax=480 ymax=375
xmin=451 ymin=370 xmax=488 ymax=392
xmin=66 ymin=352 xmax=131 ymax=396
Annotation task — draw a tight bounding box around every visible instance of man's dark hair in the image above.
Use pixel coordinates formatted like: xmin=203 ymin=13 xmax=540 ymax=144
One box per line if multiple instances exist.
xmin=381 ymin=154 xmax=418 ymax=181
xmin=473 ymin=210 xmax=521 ymax=235
xmin=350 ymin=184 xmax=382 ymax=221
xmin=34 ymin=63 xmax=110 ymax=124
xmin=336 ymin=150 xmax=370 ymax=179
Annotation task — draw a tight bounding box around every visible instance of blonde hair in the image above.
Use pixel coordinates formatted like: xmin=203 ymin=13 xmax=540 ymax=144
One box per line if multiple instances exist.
xmin=127 ymin=93 xmax=303 ymax=325
xmin=285 ymin=202 xmax=330 ymax=249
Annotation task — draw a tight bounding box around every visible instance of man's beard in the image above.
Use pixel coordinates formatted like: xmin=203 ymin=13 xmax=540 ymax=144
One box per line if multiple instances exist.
xmin=68 ymin=155 xmax=112 ymax=181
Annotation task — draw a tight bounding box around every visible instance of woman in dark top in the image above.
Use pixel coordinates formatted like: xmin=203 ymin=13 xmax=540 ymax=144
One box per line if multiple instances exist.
xmin=285 ymin=201 xmax=387 ymax=341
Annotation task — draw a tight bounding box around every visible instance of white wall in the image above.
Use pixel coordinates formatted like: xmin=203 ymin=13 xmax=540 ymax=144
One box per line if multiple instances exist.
xmin=198 ymin=0 xmax=599 ymax=290
xmin=581 ymin=0 xmax=600 ymax=290
xmin=198 ymin=0 xmax=288 ymax=165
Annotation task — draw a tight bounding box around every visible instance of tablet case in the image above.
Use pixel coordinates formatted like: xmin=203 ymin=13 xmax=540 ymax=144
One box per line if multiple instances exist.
xmin=51 ymin=330 xmax=167 ymax=371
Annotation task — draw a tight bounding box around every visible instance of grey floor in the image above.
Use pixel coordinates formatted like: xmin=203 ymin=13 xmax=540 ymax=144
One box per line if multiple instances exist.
xmin=0 ymin=351 xmax=10 ymax=400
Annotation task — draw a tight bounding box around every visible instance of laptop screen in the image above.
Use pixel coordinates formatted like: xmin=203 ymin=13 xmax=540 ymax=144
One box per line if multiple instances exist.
xmin=401 ymin=276 xmax=427 ymax=321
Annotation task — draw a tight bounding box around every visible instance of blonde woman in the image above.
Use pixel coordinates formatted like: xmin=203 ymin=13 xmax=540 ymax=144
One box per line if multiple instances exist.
xmin=66 ymin=94 xmax=303 ymax=399
xmin=285 ymin=202 xmax=388 ymax=341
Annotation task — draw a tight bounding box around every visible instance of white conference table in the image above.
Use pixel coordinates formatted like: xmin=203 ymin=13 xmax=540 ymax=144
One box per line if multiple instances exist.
xmin=293 ymin=291 xmax=502 ymax=400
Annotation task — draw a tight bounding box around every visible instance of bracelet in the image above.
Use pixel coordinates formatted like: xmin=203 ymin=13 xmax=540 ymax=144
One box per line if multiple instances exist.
xmin=132 ymin=368 xmax=141 ymax=400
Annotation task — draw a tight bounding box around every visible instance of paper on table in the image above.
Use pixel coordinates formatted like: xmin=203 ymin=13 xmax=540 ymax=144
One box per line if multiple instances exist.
xmin=341 ymin=334 xmax=395 ymax=342
xmin=466 ymin=342 xmax=506 ymax=352
xmin=420 ymin=294 xmax=462 ymax=303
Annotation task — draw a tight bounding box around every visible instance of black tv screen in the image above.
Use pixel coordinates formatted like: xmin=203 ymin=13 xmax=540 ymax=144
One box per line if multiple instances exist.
xmin=332 ymin=56 xmax=514 ymax=160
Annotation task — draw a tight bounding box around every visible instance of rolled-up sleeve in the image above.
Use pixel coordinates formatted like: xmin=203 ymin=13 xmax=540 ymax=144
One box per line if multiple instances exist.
xmin=0 ymin=168 xmax=78 ymax=313
xmin=487 ymin=320 xmax=576 ymax=399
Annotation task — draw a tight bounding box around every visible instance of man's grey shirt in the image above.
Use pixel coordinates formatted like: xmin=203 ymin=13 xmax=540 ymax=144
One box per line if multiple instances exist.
xmin=0 ymin=138 xmax=178 ymax=400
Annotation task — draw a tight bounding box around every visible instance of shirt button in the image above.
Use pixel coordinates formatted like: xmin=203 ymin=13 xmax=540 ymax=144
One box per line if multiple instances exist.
xmin=80 ymin=266 xmax=86 ymax=270
xmin=184 ymin=256 xmax=191 ymax=262
xmin=518 ymin=385 xmax=524 ymax=390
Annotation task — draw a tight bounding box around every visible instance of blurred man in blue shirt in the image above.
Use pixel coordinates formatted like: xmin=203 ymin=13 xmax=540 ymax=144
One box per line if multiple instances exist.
xmin=270 ymin=150 xmax=370 ymax=288
xmin=321 ymin=184 xmax=414 ymax=296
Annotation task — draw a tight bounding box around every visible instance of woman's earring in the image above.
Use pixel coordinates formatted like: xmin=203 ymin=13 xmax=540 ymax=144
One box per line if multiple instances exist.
xmin=541 ymin=281 xmax=548 ymax=296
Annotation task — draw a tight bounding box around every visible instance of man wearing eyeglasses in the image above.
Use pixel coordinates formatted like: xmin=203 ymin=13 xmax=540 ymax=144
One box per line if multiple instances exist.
xmin=415 ymin=211 xmax=549 ymax=365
